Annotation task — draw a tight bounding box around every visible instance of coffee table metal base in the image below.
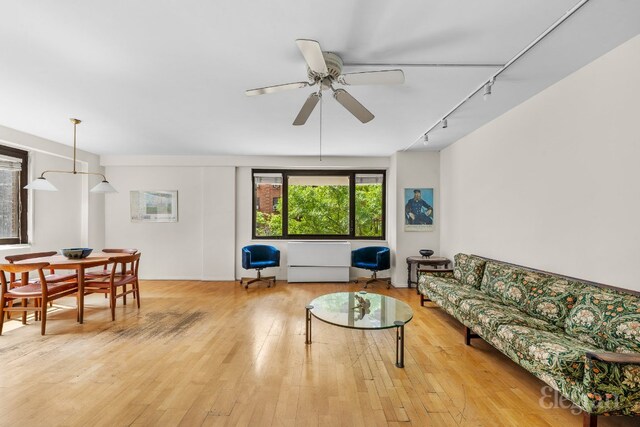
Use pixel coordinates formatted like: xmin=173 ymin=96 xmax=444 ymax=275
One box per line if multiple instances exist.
xmin=305 ymin=305 xmax=313 ymax=344
xmin=394 ymin=320 xmax=405 ymax=368
xmin=305 ymin=305 xmax=408 ymax=368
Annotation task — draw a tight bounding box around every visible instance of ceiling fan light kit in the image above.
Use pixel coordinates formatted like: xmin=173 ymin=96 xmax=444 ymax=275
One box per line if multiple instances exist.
xmin=246 ymin=39 xmax=405 ymax=126
xmin=24 ymin=118 xmax=117 ymax=193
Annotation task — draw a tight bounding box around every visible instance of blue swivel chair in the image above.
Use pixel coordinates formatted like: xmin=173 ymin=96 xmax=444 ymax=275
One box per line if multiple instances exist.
xmin=351 ymin=246 xmax=391 ymax=289
xmin=241 ymin=245 xmax=280 ymax=289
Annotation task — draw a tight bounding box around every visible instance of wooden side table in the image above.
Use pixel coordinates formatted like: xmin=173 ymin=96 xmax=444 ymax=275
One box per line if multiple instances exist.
xmin=406 ymin=256 xmax=451 ymax=292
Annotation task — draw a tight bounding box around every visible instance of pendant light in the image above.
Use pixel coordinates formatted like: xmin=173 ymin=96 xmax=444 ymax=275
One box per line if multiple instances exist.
xmin=24 ymin=118 xmax=117 ymax=193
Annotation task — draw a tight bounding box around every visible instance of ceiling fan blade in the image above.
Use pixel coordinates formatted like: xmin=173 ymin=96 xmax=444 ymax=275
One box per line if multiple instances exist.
xmin=292 ymin=93 xmax=320 ymax=126
xmin=246 ymin=81 xmax=309 ymax=96
xmin=338 ymin=69 xmax=405 ymax=86
xmin=296 ymin=39 xmax=328 ymax=76
xmin=333 ymin=89 xmax=374 ymax=123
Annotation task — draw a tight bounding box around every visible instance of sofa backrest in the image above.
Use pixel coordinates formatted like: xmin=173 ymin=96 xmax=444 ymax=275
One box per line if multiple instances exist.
xmin=453 ymin=253 xmax=487 ymax=289
xmin=479 ymin=260 xmax=583 ymax=328
xmin=564 ymin=286 xmax=640 ymax=353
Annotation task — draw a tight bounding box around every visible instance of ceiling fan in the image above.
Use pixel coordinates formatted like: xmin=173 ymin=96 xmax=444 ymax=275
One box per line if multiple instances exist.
xmin=246 ymin=39 xmax=405 ymax=125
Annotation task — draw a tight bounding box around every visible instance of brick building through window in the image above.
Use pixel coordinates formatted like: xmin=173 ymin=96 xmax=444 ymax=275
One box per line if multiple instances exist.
xmin=256 ymin=184 xmax=282 ymax=214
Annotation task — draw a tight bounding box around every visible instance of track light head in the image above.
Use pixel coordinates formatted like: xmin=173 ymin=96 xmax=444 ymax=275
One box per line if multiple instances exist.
xmin=483 ymin=79 xmax=494 ymax=100
xmin=442 ymin=118 xmax=448 ymax=129
xmin=422 ymin=134 xmax=429 ymax=145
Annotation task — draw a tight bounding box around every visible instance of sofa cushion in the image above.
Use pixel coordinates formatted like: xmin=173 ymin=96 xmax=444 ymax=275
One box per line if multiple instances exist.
xmin=491 ymin=267 xmax=549 ymax=312
xmin=523 ymin=277 xmax=582 ymax=328
xmin=420 ymin=275 xmax=494 ymax=303
xmin=479 ymin=262 xmax=581 ymax=325
xmin=500 ymin=270 xmax=535 ymax=310
xmin=439 ymin=284 xmax=498 ymax=306
xmin=565 ymin=288 xmax=640 ymax=353
xmin=458 ymin=299 xmax=560 ymax=337
xmin=496 ymin=324 xmax=598 ymax=382
xmin=480 ymin=261 xmax=520 ymax=300
xmin=418 ymin=275 xmax=459 ymax=298
xmin=453 ymin=254 xmax=487 ymax=289
xmin=424 ymin=289 xmax=456 ymax=315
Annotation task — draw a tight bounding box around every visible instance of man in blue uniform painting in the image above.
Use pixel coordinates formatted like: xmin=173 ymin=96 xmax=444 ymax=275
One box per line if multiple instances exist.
xmin=405 ymin=189 xmax=433 ymax=225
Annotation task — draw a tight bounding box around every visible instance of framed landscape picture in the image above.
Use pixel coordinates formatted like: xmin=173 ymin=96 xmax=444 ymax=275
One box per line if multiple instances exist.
xmin=130 ymin=190 xmax=178 ymax=222
xmin=404 ymin=188 xmax=433 ymax=231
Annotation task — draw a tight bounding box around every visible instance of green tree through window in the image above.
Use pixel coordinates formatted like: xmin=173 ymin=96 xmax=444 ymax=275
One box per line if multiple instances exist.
xmin=355 ymin=182 xmax=383 ymax=237
xmin=288 ymin=183 xmax=349 ymax=235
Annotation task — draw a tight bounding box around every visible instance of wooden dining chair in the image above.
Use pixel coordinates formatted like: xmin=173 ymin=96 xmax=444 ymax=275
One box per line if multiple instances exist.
xmin=0 ymin=262 xmax=79 ymax=335
xmin=83 ymin=253 xmax=141 ymax=321
xmin=85 ymin=248 xmax=138 ymax=280
xmin=4 ymin=251 xmax=77 ymax=320
xmin=5 ymin=251 xmax=77 ymax=284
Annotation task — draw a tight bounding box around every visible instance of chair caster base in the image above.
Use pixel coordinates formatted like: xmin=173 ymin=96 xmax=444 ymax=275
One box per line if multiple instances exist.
xmin=355 ymin=275 xmax=391 ymax=289
xmin=241 ymin=275 xmax=276 ymax=289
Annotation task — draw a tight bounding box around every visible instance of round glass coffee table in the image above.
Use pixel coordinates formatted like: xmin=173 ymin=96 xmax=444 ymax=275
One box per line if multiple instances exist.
xmin=305 ymin=291 xmax=414 ymax=368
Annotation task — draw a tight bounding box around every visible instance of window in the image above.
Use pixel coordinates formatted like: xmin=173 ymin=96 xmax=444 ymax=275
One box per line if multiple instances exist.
xmin=252 ymin=169 xmax=385 ymax=240
xmin=355 ymin=174 xmax=384 ymax=237
xmin=0 ymin=145 xmax=28 ymax=245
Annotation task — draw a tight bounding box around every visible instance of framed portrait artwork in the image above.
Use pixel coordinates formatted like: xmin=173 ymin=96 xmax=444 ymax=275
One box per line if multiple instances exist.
xmin=404 ymin=188 xmax=433 ymax=231
xmin=130 ymin=190 xmax=178 ymax=222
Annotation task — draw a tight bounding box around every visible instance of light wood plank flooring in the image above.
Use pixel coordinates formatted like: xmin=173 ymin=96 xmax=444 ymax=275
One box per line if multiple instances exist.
xmin=0 ymin=280 xmax=636 ymax=426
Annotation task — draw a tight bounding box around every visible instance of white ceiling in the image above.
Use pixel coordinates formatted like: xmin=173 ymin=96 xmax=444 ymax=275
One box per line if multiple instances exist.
xmin=0 ymin=1 xmax=639 ymax=157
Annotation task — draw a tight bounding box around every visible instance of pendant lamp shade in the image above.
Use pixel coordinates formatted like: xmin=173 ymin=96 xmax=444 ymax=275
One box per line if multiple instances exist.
xmin=90 ymin=180 xmax=118 ymax=193
xmin=24 ymin=176 xmax=58 ymax=191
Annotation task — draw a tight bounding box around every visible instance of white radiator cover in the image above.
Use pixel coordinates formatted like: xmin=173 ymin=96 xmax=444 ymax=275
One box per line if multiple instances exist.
xmin=287 ymin=241 xmax=351 ymax=282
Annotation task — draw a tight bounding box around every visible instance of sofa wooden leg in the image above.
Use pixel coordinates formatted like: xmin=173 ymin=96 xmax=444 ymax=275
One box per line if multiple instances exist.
xmin=420 ymin=293 xmax=431 ymax=307
xmin=464 ymin=326 xmax=479 ymax=346
xmin=583 ymin=413 xmax=597 ymax=427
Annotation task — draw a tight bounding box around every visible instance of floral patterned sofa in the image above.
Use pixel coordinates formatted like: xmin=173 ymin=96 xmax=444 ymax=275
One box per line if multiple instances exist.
xmin=417 ymin=253 xmax=640 ymax=426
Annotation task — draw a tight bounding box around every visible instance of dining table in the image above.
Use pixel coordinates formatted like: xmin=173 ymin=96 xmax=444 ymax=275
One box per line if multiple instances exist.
xmin=14 ymin=252 xmax=131 ymax=323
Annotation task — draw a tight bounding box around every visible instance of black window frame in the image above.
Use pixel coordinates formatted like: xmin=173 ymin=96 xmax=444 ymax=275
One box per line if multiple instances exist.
xmin=252 ymin=169 xmax=386 ymax=240
xmin=0 ymin=144 xmax=28 ymax=245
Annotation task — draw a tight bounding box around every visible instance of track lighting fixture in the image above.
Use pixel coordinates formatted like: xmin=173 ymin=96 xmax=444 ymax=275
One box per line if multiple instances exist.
xmin=405 ymin=0 xmax=589 ymax=152
xmin=422 ymin=134 xmax=429 ymax=145
xmin=442 ymin=118 xmax=448 ymax=129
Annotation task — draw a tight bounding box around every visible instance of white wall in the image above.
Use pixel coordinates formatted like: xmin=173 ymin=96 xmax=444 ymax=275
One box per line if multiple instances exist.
xmin=390 ymin=151 xmax=440 ymax=286
xmin=102 ymin=154 xmax=443 ymax=286
xmin=440 ymin=34 xmax=640 ymax=291
xmin=103 ymin=166 xmax=235 ymax=280
xmin=102 ymin=155 xmax=398 ymax=282
xmin=0 ymin=124 xmax=105 ymax=258
xmin=30 ymin=152 xmax=83 ymax=248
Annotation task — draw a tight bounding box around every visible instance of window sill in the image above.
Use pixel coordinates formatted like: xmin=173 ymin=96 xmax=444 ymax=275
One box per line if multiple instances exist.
xmin=0 ymin=244 xmax=31 ymax=252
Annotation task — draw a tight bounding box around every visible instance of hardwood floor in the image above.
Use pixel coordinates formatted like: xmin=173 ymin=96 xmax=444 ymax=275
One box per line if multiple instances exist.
xmin=0 ymin=280 xmax=636 ymax=426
